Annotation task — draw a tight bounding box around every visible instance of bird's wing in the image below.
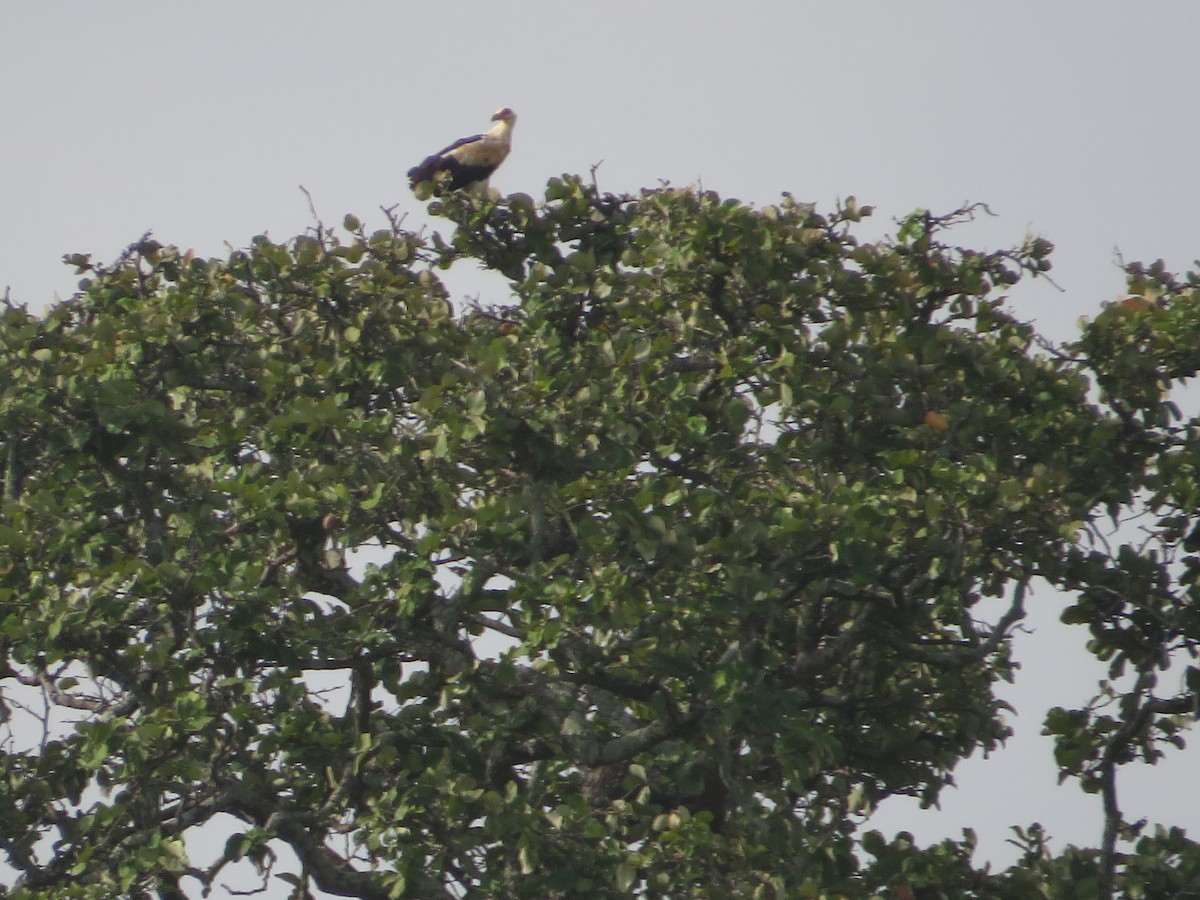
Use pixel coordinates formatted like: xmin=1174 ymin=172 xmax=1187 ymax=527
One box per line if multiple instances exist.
xmin=407 ymin=134 xmax=486 ymax=183
xmin=409 ymin=132 xmax=512 ymax=191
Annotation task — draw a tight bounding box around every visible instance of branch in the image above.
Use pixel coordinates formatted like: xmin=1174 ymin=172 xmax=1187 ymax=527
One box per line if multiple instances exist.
xmin=225 ymin=787 xmax=456 ymax=900
xmin=559 ymin=665 xmax=660 ymax=704
xmin=868 ymin=578 xmax=1029 ymax=670
xmin=590 ymin=706 xmax=706 ymax=767
xmin=783 ymin=596 xmax=879 ymax=683
xmin=3 ymin=428 xmax=23 ymax=502
xmin=588 ymin=720 xmax=672 ymax=766
xmin=1093 ymin=674 xmax=1195 ymax=899
xmin=466 ymin=612 xmax=523 ymax=641
xmin=7 ymin=666 xmax=105 ymax=711
xmin=289 ymin=515 xmax=359 ymax=600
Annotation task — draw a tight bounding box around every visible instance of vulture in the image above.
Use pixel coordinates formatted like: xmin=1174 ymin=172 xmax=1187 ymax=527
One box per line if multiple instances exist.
xmin=408 ymin=107 xmax=517 ymax=194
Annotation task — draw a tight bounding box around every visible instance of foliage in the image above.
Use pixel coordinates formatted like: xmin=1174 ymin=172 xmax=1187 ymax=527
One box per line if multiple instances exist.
xmin=0 ymin=177 xmax=1198 ymax=897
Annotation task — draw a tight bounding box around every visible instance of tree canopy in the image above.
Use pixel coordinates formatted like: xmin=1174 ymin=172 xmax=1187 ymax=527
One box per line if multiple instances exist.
xmin=1 ymin=178 xmax=1199 ymax=898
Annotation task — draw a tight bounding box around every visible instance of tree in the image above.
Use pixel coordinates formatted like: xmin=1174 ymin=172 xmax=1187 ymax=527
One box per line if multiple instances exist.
xmin=0 ymin=177 xmax=1198 ymax=898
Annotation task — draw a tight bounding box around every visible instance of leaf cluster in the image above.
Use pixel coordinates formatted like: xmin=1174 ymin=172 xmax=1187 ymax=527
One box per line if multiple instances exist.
xmin=0 ymin=179 xmax=1197 ymax=897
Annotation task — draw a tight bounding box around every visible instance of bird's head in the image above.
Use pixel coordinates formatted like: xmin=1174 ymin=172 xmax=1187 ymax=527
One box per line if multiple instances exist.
xmin=491 ymin=107 xmax=517 ymax=125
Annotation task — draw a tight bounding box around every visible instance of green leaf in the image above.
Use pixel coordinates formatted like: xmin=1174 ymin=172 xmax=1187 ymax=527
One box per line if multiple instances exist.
xmin=615 ymin=861 xmax=636 ymax=892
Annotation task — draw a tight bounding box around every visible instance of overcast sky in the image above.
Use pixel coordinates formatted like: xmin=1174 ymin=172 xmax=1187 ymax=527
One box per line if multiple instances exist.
xmin=3 ymin=1 xmax=1199 ymax=888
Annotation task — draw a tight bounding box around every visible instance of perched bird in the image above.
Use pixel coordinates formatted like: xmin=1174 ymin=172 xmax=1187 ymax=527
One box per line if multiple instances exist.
xmin=407 ymin=107 xmax=517 ymax=194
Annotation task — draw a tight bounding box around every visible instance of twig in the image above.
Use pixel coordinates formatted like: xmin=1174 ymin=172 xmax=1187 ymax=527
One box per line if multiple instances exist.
xmin=299 ymin=184 xmax=325 ymax=242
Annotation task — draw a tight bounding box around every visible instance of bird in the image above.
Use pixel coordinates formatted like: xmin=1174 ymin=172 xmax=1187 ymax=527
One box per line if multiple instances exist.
xmin=407 ymin=107 xmax=517 ymax=195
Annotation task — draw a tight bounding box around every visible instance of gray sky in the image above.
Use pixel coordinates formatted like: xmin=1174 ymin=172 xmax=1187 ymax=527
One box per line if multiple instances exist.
xmin=3 ymin=0 xmax=1199 ymax=886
